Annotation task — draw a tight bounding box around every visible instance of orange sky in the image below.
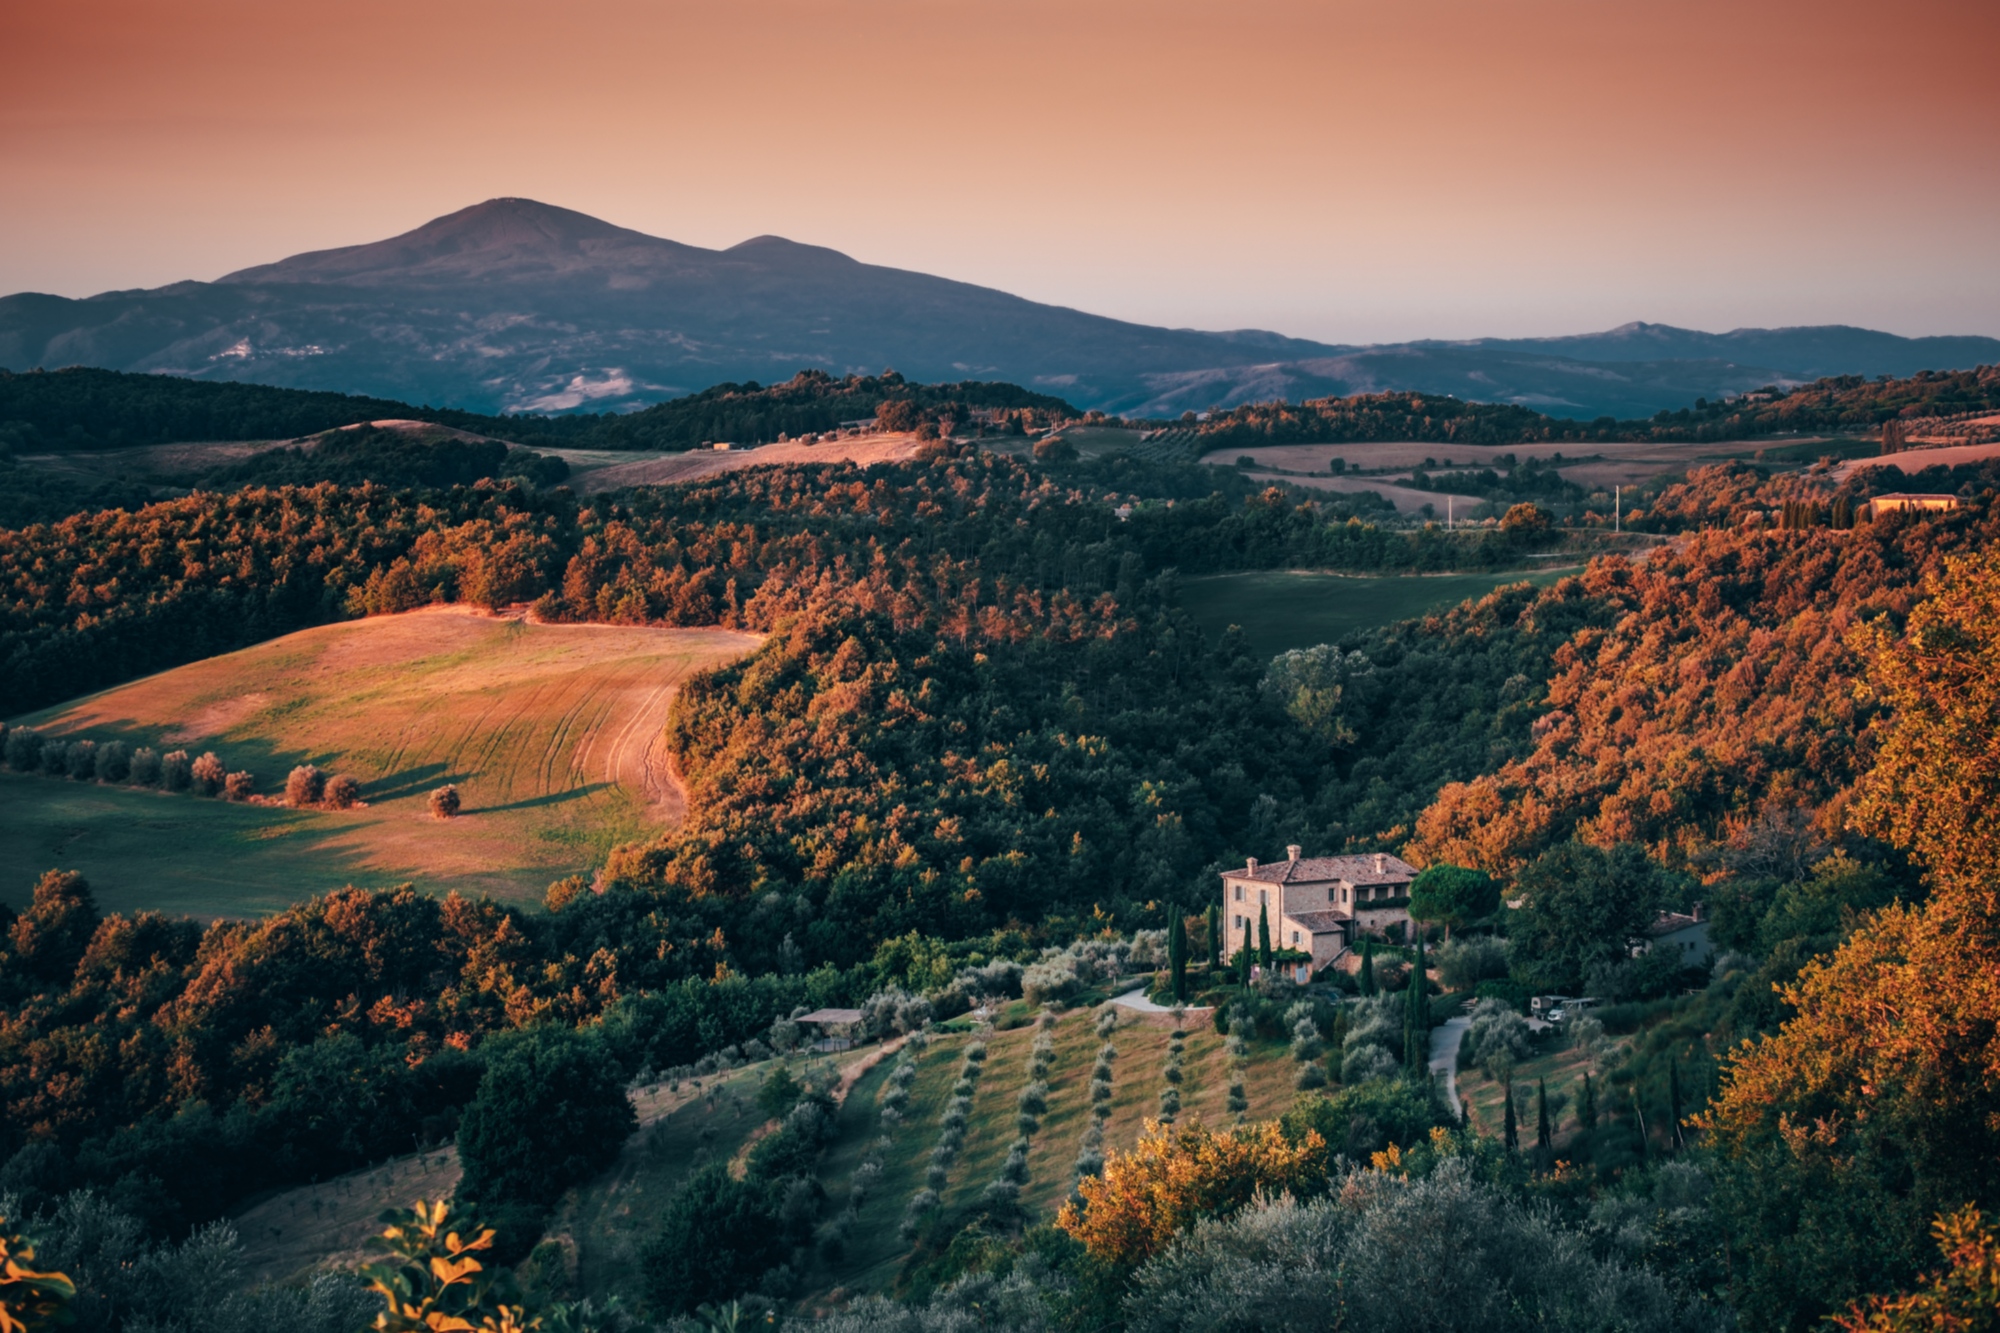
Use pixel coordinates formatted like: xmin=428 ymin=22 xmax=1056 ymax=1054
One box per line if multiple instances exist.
xmin=3 ymin=0 xmax=1996 ymax=342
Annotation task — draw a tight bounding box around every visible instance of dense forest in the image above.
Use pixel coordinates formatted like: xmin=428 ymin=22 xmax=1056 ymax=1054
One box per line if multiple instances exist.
xmin=1 ymin=378 xmax=1997 ymax=1330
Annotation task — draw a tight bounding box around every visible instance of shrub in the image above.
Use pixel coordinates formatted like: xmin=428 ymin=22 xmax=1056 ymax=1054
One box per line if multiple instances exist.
xmin=223 ymin=771 xmax=255 ymax=801
xmin=323 ymin=774 xmax=361 ymax=808
xmin=429 ymin=785 xmax=461 ymax=819
xmin=1464 ymin=998 xmax=1532 ymax=1078
xmin=189 ymin=752 xmax=225 ymax=795
xmin=1057 ymin=1119 xmax=1331 ymax=1267
xmin=1282 ymin=1079 xmax=1444 ymax=1160
xmin=3 ymin=726 xmax=41 ymax=771
xmin=160 ymin=749 xmax=193 ymax=791
xmin=94 ymin=740 xmax=131 ymax=783
xmin=64 ymin=740 xmax=97 ymax=781
xmin=285 ymin=764 xmax=327 ymax=807
xmin=39 ymin=739 xmax=69 ymax=776
xmin=1474 ymin=978 xmax=1532 ymax=1012
xmin=1435 ymin=936 xmax=1511 ymax=992
xmin=641 ymin=1163 xmax=789 ymax=1316
xmin=128 ymin=747 xmax=162 ymax=786
xmin=457 ymin=1028 xmax=636 ymax=1214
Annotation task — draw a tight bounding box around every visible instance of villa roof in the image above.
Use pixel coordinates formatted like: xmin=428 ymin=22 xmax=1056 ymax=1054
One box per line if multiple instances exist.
xmin=1285 ymin=910 xmax=1350 ymax=934
xmin=797 ymin=1008 xmax=864 ymax=1025
xmin=1224 ymin=852 xmax=1417 ymax=887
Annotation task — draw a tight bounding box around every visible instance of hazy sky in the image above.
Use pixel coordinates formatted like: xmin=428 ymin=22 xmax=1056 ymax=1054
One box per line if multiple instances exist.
xmin=4 ymin=0 xmax=1997 ymax=344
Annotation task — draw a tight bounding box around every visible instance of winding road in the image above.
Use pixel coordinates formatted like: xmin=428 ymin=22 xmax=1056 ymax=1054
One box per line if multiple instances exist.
xmin=1429 ymin=1015 xmax=1471 ymax=1119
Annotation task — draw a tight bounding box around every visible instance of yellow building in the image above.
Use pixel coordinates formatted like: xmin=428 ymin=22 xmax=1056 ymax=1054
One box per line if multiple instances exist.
xmin=1865 ymin=492 xmax=1960 ymax=521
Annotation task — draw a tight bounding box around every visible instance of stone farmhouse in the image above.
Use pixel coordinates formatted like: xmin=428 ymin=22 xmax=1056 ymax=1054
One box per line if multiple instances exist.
xmin=1221 ymin=846 xmax=1420 ymax=983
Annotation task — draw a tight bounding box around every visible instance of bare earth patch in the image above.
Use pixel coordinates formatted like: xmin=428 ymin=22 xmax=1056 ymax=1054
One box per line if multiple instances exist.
xmin=1831 ymin=437 xmax=2000 ymax=481
xmin=570 ymin=432 xmax=925 ymax=492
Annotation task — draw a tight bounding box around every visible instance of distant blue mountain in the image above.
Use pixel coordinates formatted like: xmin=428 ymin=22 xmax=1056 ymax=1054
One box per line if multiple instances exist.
xmin=3 ymin=199 xmax=1994 ymax=420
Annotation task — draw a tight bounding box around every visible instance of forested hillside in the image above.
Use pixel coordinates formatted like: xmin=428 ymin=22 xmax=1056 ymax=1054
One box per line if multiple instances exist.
xmin=1191 ymin=363 xmax=2000 ymax=448
xmin=3 ymin=423 xmax=1997 ymax=1332
xmin=0 ymin=366 xmax=1072 ymax=455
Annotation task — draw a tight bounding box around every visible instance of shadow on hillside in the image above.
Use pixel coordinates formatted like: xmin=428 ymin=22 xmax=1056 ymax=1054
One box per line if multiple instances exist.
xmin=476 ymin=783 xmax=614 ymax=813
xmin=364 ymin=764 xmax=477 ymax=803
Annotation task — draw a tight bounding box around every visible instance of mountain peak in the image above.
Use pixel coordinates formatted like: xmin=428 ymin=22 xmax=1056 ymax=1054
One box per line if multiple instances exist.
xmin=219 ymin=198 xmax=694 ymax=286
xmin=722 ymin=234 xmax=858 ymax=267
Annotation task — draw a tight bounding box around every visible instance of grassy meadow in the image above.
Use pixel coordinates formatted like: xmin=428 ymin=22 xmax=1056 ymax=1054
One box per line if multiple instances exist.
xmin=2 ymin=607 xmax=760 ymax=916
xmin=1178 ymin=568 xmax=1574 ymax=659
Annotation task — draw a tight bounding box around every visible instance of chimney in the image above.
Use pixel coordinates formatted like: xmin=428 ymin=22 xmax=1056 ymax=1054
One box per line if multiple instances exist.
xmin=1247 ymin=857 xmax=1258 ymax=875
xmin=1374 ymin=854 xmax=1386 ymax=874
xmin=1286 ymin=844 xmax=1301 ymax=862
xmin=1692 ymin=901 xmax=1706 ymax=923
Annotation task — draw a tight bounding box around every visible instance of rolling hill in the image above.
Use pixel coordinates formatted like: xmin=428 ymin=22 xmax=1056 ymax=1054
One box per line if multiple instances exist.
xmin=4 ymin=198 xmax=1995 ymax=420
xmin=3 ymin=607 xmax=760 ymax=915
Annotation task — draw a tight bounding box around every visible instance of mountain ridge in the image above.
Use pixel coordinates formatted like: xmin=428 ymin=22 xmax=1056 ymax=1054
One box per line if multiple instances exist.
xmin=4 ymin=198 xmax=1995 ymax=419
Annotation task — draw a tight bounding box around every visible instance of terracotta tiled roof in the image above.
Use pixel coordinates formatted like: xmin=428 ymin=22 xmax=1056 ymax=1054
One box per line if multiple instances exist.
xmin=1285 ymin=910 xmax=1349 ymax=934
xmin=1223 ymin=853 xmax=1416 ymax=887
xmin=1645 ymin=912 xmax=1703 ymax=937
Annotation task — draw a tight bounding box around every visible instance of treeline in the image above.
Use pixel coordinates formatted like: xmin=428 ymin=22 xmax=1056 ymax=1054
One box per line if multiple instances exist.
xmin=570 ymin=368 xmax=1075 ymax=450
xmin=199 ymin=424 xmax=570 ymax=491
xmin=0 ymin=365 xmax=1076 ymax=458
xmin=1188 ymin=364 xmax=2000 ymax=449
xmin=0 ymin=366 xmax=593 ymax=453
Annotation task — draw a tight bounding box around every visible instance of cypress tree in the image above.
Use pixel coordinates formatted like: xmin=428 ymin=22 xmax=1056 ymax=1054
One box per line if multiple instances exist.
xmin=1239 ymin=919 xmax=1254 ymax=984
xmin=1360 ymin=939 xmax=1375 ymax=996
xmin=1257 ymin=903 xmax=1272 ymax=971
xmin=1580 ymin=1072 xmax=1598 ymax=1129
xmin=1536 ymin=1078 xmax=1551 ymax=1151
xmin=1668 ymin=1056 xmax=1686 ymax=1151
xmin=1411 ymin=927 xmax=1427 ymax=1018
xmin=1204 ymin=903 xmax=1220 ymax=971
xmin=1405 ymin=928 xmax=1430 ymax=1073
xmin=1503 ymin=1082 xmax=1519 ymax=1151
xmin=1403 ymin=991 xmax=1418 ymax=1073
xmin=1168 ymin=912 xmax=1188 ymax=1003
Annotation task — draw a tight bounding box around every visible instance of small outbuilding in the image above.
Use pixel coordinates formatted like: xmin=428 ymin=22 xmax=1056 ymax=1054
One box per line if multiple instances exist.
xmin=797 ymin=1007 xmax=865 ymax=1051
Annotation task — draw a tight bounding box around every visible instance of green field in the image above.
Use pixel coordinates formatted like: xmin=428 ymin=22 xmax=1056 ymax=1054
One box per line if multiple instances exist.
xmin=1178 ymin=568 xmax=1574 ymax=659
xmin=0 ymin=771 xmax=415 ymax=918
xmin=2 ymin=607 xmax=759 ymax=918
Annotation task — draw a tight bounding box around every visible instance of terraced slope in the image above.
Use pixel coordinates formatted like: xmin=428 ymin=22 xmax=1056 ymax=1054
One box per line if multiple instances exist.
xmin=5 ymin=606 xmax=760 ymax=915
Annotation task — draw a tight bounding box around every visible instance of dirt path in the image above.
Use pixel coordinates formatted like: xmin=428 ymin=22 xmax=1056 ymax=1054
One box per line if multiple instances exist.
xmin=1430 ymin=1015 xmax=1470 ymax=1117
xmin=1831 ymin=437 xmax=2000 ymax=480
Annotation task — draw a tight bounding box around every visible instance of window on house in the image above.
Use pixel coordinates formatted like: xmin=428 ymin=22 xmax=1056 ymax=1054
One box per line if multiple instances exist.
xmin=1260 ymin=889 xmax=1268 ymax=907
xmin=1341 ymin=888 xmax=1349 ymax=905
xmin=1234 ymin=884 xmax=1243 ymax=902
xmin=1291 ymin=930 xmax=1300 ymax=946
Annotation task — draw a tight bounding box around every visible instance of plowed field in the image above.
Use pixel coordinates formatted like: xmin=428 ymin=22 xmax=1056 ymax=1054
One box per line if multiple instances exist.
xmin=4 ymin=607 xmax=759 ymax=916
